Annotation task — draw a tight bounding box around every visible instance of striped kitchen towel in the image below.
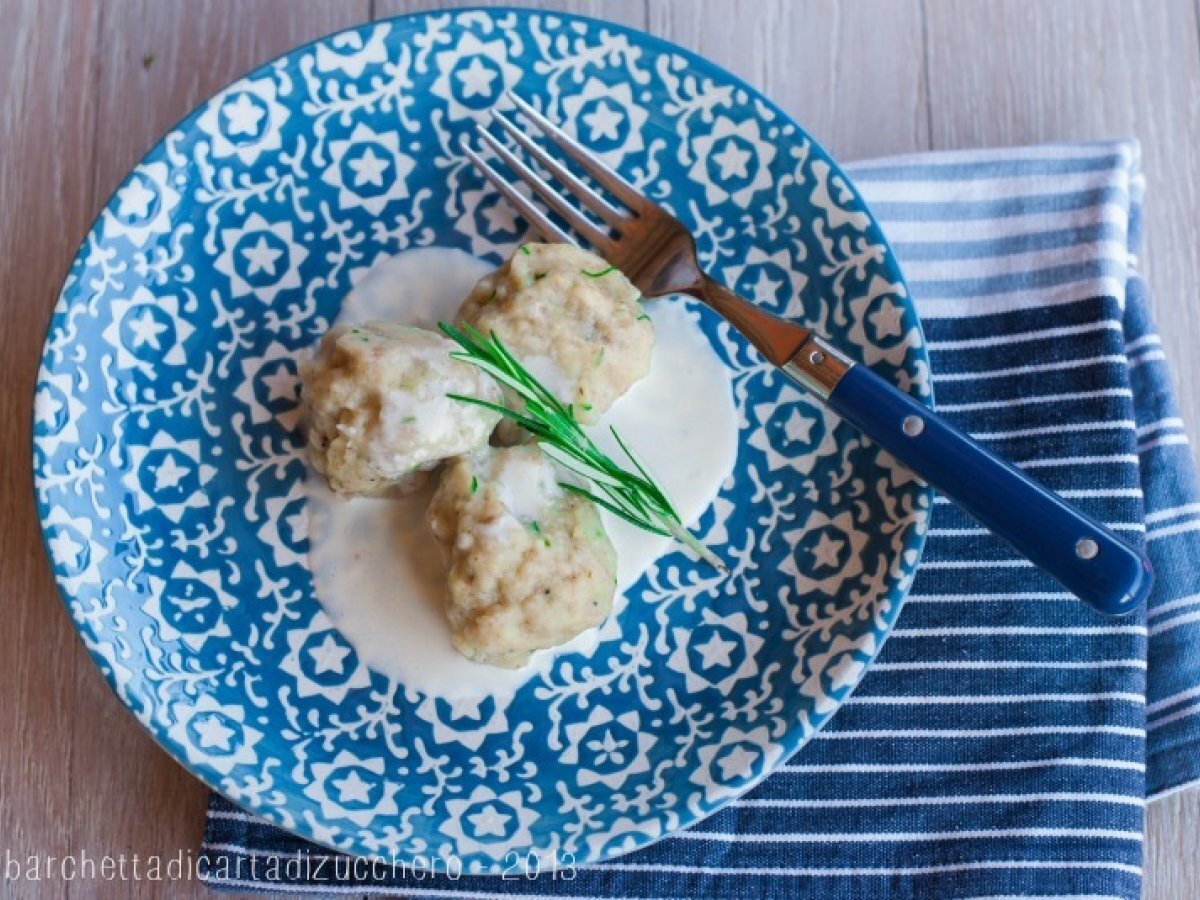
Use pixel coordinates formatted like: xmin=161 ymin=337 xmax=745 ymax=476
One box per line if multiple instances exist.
xmin=202 ymin=140 xmax=1200 ymax=898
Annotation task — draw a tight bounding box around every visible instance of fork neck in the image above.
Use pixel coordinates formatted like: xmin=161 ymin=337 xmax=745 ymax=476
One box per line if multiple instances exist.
xmin=695 ymin=276 xmax=813 ymax=367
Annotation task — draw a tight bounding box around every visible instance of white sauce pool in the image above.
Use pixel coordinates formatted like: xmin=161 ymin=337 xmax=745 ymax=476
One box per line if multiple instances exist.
xmin=306 ymin=247 xmax=739 ymax=700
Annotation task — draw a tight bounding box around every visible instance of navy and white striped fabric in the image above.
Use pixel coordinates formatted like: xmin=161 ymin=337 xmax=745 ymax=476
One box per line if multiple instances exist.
xmin=202 ymin=141 xmax=1200 ymax=898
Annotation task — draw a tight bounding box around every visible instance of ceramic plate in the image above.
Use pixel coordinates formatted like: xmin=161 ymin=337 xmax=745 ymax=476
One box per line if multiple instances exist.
xmin=33 ymin=8 xmax=932 ymax=872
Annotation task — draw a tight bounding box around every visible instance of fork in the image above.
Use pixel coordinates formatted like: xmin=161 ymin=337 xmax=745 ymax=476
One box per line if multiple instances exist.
xmin=465 ymin=93 xmax=1152 ymax=617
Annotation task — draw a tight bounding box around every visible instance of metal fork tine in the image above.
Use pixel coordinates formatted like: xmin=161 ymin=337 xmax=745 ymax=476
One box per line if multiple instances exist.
xmin=492 ymin=109 xmax=626 ymax=228
xmin=462 ymin=142 xmax=573 ymax=246
xmin=475 ymin=127 xmax=612 ymax=252
xmin=508 ymin=93 xmax=648 ymax=214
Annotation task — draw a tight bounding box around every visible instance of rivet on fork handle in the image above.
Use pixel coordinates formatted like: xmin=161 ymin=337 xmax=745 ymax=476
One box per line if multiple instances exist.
xmin=782 ymin=334 xmax=854 ymax=400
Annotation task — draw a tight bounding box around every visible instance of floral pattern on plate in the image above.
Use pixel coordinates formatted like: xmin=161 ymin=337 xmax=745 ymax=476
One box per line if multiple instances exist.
xmin=33 ymin=10 xmax=931 ymax=872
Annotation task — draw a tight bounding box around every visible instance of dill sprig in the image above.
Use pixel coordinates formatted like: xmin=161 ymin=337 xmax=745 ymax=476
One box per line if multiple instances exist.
xmin=439 ymin=321 xmax=725 ymax=571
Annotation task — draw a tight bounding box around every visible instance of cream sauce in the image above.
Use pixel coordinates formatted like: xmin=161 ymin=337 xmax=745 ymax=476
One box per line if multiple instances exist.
xmin=305 ymin=247 xmax=739 ymax=700
xmin=494 ymin=449 xmax=564 ymax=524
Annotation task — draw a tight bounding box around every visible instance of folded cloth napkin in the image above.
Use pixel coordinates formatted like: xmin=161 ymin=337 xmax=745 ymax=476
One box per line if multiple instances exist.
xmin=201 ymin=140 xmax=1200 ymax=898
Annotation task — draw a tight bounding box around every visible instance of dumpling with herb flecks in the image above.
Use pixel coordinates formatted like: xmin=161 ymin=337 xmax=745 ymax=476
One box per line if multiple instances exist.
xmin=456 ymin=243 xmax=653 ymax=428
xmin=426 ymin=444 xmax=617 ymax=668
xmin=301 ymin=322 xmax=502 ymax=497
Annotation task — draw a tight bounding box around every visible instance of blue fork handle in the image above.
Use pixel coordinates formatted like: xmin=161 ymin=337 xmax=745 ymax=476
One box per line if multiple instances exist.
xmin=793 ymin=348 xmax=1153 ymax=616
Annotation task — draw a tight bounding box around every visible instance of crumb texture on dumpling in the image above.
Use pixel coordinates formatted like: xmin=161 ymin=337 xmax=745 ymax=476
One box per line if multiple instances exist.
xmin=457 ymin=243 xmax=653 ymax=427
xmin=426 ymin=445 xmax=617 ymax=668
xmin=301 ymin=322 xmax=501 ymax=497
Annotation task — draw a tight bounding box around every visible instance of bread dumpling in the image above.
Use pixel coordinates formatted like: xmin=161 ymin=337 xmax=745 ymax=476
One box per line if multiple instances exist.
xmin=426 ymin=445 xmax=617 ymax=668
xmin=301 ymin=322 xmax=501 ymax=496
xmin=457 ymin=243 xmax=652 ymax=426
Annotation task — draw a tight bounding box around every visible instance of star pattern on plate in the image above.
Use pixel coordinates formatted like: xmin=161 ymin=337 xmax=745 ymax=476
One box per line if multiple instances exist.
xmin=809 ymin=531 xmax=845 ymax=569
xmin=308 ymin=634 xmax=352 ymax=675
xmin=47 ymin=529 xmax=84 ymax=566
xmin=240 ymin=235 xmax=284 ymax=276
xmin=693 ymin=632 xmax=738 ymax=668
xmin=151 ymin=453 xmax=190 ymax=492
xmin=34 ymin=386 xmax=64 ymax=427
xmin=125 ymin=308 xmax=169 ymax=350
xmin=456 ymin=57 xmax=498 ymax=99
xmin=193 ymin=715 xmax=236 ymax=750
xmin=869 ymin=297 xmax=906 ymax=341
xmin=259 ymin=362 xmax=298 ymax=403
xmin=712 ymin=139 xmax=752 ymax=180
xmin=715 ymin=744 xmax=758 ymax=780
xmin=332 ymin=769 xmax=372 ymax=804
xmin=222 ymin=93 xmax=266 ymax=136
xmin=346 ymin=147 xmax=389 ymax=187
xmin=116 ymin=178 xmax=156 ymax=220
xmin=35 ymin=9 xmax=930 ymax=872
xmin=582 ymin=100 xmax=624 ymax=141
xmin=467 ymin=804 xmax=512 ymax=838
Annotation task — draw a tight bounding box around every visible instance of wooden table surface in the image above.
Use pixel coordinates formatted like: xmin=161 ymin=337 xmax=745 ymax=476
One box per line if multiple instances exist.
xmin=4 ymin=1 xmax=1199 ymax=897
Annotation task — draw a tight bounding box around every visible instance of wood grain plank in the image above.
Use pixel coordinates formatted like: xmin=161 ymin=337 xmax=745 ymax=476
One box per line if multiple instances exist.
xmin=0 ymin=2 xmax=101 ymax=899
xmin=374 ymin=0 xmax=648 ymax=29
xmin=1147 ymin=789 xmax=1200 ymax=899
xmin=645 ymin=0 xmax=929 ymax=160
xmin=87 ymin=0 xmax=372 ymax=214
xmin=65 ymin=3 xmax=370 ymax=898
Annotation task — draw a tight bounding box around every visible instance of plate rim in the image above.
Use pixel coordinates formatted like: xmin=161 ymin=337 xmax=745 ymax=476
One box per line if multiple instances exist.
xmin=32 ymin=4 xmax=935 ymax=871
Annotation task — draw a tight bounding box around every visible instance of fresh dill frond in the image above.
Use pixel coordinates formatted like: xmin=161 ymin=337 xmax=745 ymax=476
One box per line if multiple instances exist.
xmin=439 ymin=321 xmax=724 ymax=571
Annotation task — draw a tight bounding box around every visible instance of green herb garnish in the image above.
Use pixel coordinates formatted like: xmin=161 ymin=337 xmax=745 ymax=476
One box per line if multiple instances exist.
xmin=439 ymin=322 xmax=723 ymax=570
xmin=636 ymin=313 xmax=650 ymax=322
xmin=470 ymin=475 xmax=478 ymax=494
xmin=519 ymin=245 xmax=531 ymax=255
xmin=528 ymin=523 xmax=551 ymax=548
xmin=533 ymin=272 xmax=547 ymax=281
xmin=582 ymin=265 xmax=617 ymax=278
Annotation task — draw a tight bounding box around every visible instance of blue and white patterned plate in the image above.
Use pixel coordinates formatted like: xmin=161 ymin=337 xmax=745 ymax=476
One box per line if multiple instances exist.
xmin=33 ymin=9 xmax=932 ymax=872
